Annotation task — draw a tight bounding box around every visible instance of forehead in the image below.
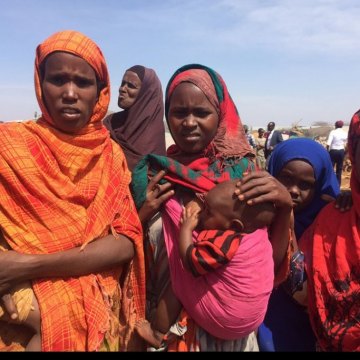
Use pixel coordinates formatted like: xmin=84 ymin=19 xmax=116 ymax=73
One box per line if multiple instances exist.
xmin=281 ymin=159 xmax=315 ymax=180
xmin=123 ymin=71 xmax=141 ymax=83
xmin=169 ymin=82 xmax=210 ymax=106
xmin=43 ymin=52 xmax=96 ymax=76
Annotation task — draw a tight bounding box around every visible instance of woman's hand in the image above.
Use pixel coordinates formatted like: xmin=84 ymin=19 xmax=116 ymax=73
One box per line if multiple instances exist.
xmin=0 ymin=250 xmax=27 ymax=319
xmin=235 ymin=170 xmax=293 ymax=277
xmin=138 ymin=170 xmax=175 ymax=223
xmin=234 ymin=171 xmax=292 ymax=210
xmin=1 ymin=293 xmax=18 ymax=320
xmin=334 ymin=190 xmax=352 ymax=212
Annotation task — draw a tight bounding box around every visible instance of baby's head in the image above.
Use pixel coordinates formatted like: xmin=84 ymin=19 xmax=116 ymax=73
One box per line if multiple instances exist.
xmin=200 ymin=179 xmax=276 ymax=233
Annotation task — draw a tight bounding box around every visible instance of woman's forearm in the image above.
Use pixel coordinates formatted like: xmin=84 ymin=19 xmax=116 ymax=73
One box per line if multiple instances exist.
xmin=270 ymin=206 xmax=292 ymax=273
xmin=21 ymin=234 xmax=135 ymax=281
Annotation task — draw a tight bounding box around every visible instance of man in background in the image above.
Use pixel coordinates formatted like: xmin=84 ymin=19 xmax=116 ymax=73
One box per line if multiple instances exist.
xmin=326 ymin=120 xmax=347 ymax=186
xmin=265 ymin=122 xmax=283 ymax=159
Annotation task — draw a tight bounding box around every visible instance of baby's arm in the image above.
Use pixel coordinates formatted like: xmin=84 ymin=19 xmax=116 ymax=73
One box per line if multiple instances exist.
xmin=179 ymin=201 xmax=201 ymax=271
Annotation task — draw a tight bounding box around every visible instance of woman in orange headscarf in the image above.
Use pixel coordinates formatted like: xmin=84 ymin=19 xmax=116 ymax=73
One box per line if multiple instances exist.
xmin=301 ymin=110 xmax=360 ymax=351
xmin=0 ymin=30 xmax=145 ymax=351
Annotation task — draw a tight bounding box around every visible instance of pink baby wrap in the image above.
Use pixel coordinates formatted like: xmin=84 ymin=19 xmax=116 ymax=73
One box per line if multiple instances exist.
xmin=162 ymin=198 xmax=274 ymax=340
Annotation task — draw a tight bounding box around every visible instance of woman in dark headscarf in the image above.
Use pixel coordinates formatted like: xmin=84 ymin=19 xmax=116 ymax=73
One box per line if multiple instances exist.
xmin=104 ymin=65 xmax=166 ymax=171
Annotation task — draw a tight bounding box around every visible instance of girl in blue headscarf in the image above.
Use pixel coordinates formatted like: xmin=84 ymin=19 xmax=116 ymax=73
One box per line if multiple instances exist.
xmin=258 ymin=138 xmax=340 ymax=351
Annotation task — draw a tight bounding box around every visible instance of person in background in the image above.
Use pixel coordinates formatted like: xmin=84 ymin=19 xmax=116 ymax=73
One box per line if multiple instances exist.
xmin=131 ymin=64 xmax=293 ymax=351
xmin=0 ymin=30 xmax=145 ymax=352
xmin=264 ymin=122 xmax=283 ymax=159
xmin=258 ymin=138 xmax=340 ymax=351
xmin=255 ymin=128 xmax=266 ymax=169
xmin=135 ymin=179 xmax=275 ymax=349
xmin=243 ymin=124 xmax=256 ymax=149
xmin=104 ymin=65 xmax=166 ymax=171
xmin=326 ymin=120 xmax=348 ymax=186
xmin=300 ymin=110 xmax=360 ymax=351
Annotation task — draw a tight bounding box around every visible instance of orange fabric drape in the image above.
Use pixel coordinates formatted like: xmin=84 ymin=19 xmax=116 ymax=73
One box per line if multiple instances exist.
xmin=0 ymin=30 xmax=145 ymax=351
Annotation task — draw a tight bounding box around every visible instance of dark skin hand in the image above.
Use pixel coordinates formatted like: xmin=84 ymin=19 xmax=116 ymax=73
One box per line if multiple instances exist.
xmin=1 ymin=294 xmax=18 ymax=320
xmin=334 ymin=190 xmax=352 ymax=212
xmin=0 ymin=234 xmax=134 ymax=319
xmin=235 ymin=171 xmax=293 ymax=273
xmin=138 ymin=170 xmax=175 ymax=223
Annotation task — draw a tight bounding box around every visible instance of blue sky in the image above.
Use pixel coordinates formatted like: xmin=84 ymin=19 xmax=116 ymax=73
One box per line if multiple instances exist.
xmin=1 ymin=0 xmax=360 ymax=127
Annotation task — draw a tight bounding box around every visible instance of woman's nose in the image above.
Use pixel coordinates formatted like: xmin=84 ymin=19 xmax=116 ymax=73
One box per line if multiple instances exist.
xmin=289 ymin=185 xmax=300 ymax=197
xmin=63 ymin=83 xmax=78 ymax=101
xmin=183 ymin=114 xmax=197 ymax=127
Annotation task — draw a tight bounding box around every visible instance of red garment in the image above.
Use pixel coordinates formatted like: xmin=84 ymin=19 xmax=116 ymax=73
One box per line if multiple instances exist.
xmin=187 ymin=230 xmax=242 ymax=276
xmin=300 ymin=109 xmax=360 ymax=351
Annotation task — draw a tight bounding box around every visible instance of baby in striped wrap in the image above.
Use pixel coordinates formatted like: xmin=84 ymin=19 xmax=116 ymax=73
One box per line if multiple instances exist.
xmin=136 ymin=179 xmax=276 ymax=349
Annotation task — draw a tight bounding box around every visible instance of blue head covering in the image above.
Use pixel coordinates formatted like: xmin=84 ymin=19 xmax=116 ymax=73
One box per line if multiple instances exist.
xmin=268 ymin=138 xmax=340 ymax=240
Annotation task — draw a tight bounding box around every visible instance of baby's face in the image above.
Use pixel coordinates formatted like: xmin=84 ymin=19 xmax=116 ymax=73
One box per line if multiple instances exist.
xmin=200 ymin=195 xmax=232 ymax=230
xmin=200 ymin=182 xmax=239 ymax=230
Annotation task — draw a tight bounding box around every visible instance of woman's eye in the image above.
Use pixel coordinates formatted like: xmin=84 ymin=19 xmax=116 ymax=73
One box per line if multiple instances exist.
xmin=76 ymin=78 xmax=94 ymax=88
xmin=299 ymin=182 xmax=314 ymax=191
xmin=170 ymin=109 xmax=187 ymax=118
xmin=49 ymin=76 xmax=65 ymax=85
xmin=195 ymin=110 xmax=210 ymax=118
xmin=278 ymin=175 xmax=292 ymax=186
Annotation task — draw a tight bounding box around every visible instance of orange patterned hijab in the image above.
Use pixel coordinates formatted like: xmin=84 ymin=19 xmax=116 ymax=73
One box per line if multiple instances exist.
xmin=0 ymin=30 xmax=145 ymax=351
xmin=300 ymin=110 xmax=360 ymax=351
xmin=35 ymin=30 xmax=110 ymax=134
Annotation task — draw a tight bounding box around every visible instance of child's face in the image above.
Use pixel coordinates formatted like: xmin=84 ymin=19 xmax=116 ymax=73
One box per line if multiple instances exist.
xmin=276 ymin=159 xmax=315 ymax=212
xmin=200 ymin=199 xmax=231 ymax=230
xmin=199 ymin=184 xmax=238 ymax=230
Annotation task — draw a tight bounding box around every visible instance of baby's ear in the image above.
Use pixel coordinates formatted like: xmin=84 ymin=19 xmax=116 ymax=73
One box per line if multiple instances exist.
xmin=231 ymin=219 xmax=244 ymax=232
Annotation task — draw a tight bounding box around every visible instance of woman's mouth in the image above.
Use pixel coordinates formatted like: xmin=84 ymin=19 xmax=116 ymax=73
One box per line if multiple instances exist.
xmin=61 ymin=108 xmax=81 ymax=120
xmin=183 ymin=134 xmax=200 ymax=142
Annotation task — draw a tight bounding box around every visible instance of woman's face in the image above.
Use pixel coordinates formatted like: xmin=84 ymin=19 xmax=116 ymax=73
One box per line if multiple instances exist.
xmin=276 ymin=159 xmax=316 ymax=212
xmin=167 ymin=82 xmax=219 ymax=154
xmin=118 ymin=70 xmax=142 ymax=109
xmin=41 ymin=52 xmax=98 ymax=134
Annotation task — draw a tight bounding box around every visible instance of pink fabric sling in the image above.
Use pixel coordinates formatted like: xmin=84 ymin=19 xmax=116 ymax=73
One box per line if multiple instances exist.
xmin=162 ymin=198 xmax=274 ymax=340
